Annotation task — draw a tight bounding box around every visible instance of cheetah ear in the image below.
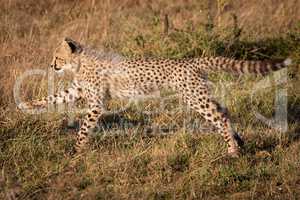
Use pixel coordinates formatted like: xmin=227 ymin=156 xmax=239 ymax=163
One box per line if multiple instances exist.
xmin=63 ymin=37 xmax=83 ymax=54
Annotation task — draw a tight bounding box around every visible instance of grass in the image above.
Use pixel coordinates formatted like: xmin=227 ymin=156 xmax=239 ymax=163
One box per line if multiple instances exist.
xmin=0 ymin=0 xmax=300 ymax=199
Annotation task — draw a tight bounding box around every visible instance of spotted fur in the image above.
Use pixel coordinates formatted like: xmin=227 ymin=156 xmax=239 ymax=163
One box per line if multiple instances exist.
xmin=19 ymin=38 xmax=292 ymax=156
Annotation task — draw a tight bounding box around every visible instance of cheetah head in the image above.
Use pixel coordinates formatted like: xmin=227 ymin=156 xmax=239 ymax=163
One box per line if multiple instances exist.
xmin=50 ymin=38 xmax=83 ymax=73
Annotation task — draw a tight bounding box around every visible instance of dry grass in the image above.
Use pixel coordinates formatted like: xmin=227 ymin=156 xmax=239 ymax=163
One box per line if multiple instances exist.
xmin=0 ymin=0 xmax=300 ymax=199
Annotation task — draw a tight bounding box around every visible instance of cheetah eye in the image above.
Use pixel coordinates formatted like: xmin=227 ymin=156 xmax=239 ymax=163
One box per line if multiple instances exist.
xmin=56 ymin=57 xmax=63 ymax=61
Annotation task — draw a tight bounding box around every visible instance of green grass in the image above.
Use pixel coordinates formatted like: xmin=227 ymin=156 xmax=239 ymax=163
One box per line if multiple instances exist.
xmin=0 ymin=0 xmax=300 ymax=199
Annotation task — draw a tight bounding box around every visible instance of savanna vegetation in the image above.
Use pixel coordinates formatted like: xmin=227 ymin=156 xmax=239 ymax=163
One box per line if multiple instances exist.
xmin=0 ymin=0 xmax=299 ymax=199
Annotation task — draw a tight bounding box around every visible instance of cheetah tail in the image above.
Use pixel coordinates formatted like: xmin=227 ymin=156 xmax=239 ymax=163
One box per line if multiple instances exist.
xmin=209 ymin=57 xmax=292 ymax=75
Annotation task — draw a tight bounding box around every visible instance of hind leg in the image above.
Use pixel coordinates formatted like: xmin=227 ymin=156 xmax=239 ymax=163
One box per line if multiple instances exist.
xmin=181 ymin=79 xmax=243 ymax=157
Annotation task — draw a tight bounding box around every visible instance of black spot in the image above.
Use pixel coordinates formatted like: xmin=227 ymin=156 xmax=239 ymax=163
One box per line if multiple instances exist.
xmin=240 ymin=61 xmax=245 ymax=73
xmin=80 ymin=133 xmax=88 ymax=138
xmin=224 ymin=136 xmax=230 ymax=142
xmin=271 ymin=63 xmax=278 ymax=71
xmin=80 ymin=127 xmax=87 ymax=131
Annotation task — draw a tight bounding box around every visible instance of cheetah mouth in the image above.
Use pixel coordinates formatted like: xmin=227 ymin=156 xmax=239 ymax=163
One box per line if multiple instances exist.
xmin=54 ymin=65 xmax=62 ymax=71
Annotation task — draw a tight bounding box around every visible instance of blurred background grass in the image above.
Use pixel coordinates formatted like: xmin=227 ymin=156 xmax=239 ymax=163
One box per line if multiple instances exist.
xmin=0 ymin=0 xmax=299 ymax=199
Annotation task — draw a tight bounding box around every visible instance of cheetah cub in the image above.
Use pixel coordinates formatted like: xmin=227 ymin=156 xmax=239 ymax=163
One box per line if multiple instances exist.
xmin=19 ymin=38 xmax=292 ymax=157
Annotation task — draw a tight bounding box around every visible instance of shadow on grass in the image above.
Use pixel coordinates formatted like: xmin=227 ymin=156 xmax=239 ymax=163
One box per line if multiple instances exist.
xmin=288 ymin=98 xmax=300 ymax=123
xmin=222 ymin=36 xmax=298 ymax=60
xmin=183 ymin=25 xmax=299 ymax=61
xmin=64 ymin=95 xmax=300 ymax=155
xmin=93 ymin=98 xmax=300 ymax=156
xmin=65 ymin=111 xmax=179 ymax=137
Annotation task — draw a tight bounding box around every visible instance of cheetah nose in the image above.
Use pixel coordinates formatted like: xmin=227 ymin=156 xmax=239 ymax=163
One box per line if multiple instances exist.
xmin=54 ymin=65 xmax=61 ymax=71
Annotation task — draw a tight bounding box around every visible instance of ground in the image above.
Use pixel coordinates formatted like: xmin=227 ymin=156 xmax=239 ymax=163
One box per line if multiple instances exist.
xmin=0 ymin=0 xmax=300 ymax=199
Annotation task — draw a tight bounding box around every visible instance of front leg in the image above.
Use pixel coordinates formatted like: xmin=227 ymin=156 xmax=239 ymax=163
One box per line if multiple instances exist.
xmin=75 ymin=103 xmax=103 ymax=152
xmin=18 ymin=82 xmax=83 ymax=111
